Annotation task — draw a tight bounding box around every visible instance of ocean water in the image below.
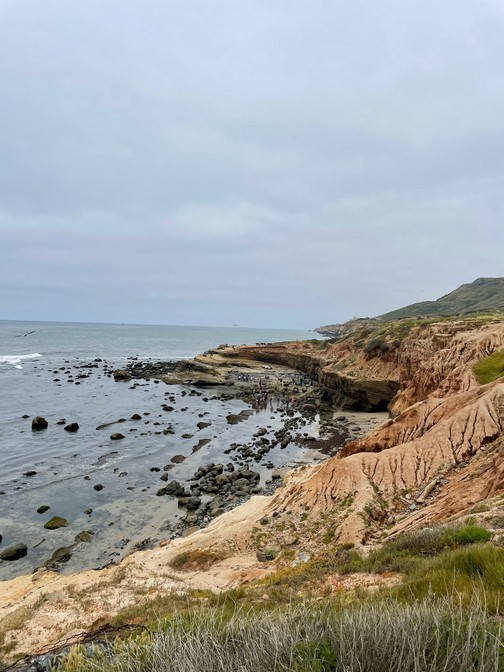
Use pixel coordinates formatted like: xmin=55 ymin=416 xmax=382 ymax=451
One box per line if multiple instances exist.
xmin=0 ymin=321 xmax=323 ymax=580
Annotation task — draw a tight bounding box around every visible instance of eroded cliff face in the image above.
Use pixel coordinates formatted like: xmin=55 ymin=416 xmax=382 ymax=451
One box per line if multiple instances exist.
xmin=227 ymin=319 xmax=504 ymax=415
xmin=243 ymin=319 xmax=504 ymax=542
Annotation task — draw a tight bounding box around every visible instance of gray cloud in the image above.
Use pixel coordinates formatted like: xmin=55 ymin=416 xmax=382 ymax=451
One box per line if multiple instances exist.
xmin=1 ymin=0 xmax=504 ymax=327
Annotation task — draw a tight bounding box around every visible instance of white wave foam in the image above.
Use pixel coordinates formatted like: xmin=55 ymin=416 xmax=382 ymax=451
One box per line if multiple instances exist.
xmin=0 ymin=353 xmax=42 ymax=369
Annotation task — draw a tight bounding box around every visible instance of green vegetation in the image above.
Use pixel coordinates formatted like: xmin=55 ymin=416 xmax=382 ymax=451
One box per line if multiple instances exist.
xmin=168 ymin=549 xmax=227 ymax=572
xmin=378 ymin=277 xmax=504 ymax=321
xmin=473 ymin=350 xmax=504 ymax=384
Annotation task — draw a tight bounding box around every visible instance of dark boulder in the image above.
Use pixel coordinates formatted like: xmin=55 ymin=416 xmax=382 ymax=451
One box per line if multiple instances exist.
xmin=110 ymin=433 xmax=125 ymax=440
xmin=113 ymin=369 xmax=132 ymax=381
xmin=164 ymin=480 xmax=185 ymax=496
xmin=0 ymin=544 xmax=28 ymax=561
xmin=32 ymin=416 xmax=48 ymax=431
xmin=64 ymin=423 xmax=79 ymax=432
xmin=44 ymin=516 xmax=69 ymax=530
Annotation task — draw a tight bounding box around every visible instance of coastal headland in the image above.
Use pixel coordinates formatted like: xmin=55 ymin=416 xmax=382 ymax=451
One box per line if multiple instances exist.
xmin=1 ymin=314 xmax=504 ymax=663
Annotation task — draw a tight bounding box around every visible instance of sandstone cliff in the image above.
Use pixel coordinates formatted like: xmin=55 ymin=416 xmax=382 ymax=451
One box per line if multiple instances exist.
xmin=241 ymin=317 xmax=504 ymax=542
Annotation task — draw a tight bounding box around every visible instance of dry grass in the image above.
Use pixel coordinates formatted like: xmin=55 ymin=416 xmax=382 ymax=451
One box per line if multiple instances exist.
xmin=168 ymin=549 xmax=227 ymax=572
xmin=55 ymin=596 xmax=502 ymax=672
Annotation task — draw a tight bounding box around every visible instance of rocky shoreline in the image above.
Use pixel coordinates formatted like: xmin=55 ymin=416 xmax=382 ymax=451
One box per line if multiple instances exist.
xmin=1 ymin=348 xmax=373 ymax=580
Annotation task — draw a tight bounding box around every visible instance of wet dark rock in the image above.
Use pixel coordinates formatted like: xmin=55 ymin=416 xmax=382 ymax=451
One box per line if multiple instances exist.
xmin=131 ymin=413 xmax=142 ymax=420
xmin=197 ymin=421 xmax=211 ymax=430
xmin=32 ymin=416 xmax=48 ymax=431
xmin=170 ymin=454 xmax=186 ymax=464
xmin=178 ymin=496 xmax=201 ymax=509
xmin=22 ymin=414 xmax=30 ymax=419
xmin=84 ymin=508 xmax=93 ymax=515
xmin=64 ymin=423 xmax=79 ymax=432
xmin=164 ymin=480 xmax=185 ymax=496
xmin=74 ymin=530 xmax=94 ymax=543
xmin=93 ymin=484 xmax=104 ymax=491
xmin=192 ymin=438 xmax=211 ymax=453
xmin=215 ymin=473 xmax=230 ymax=486
xmin=56 ymin=418 xmax=66 ymax=425
xmin=0 ymin=544 xmax=28 ymax=561
xmin=24 ymin=470 xmax=37 ymax=477
xmin=113 ymin=369 xmax=132 ymax=381
xmin=110 ymin=433 xmax=125 ymax=440
xmin=44 ymin=516 xmax=69 ymax=530
xmin=181 ymin=433 xmax=193 ymax=439
xmin=45 ymin=546 xmax=73 ymax=569
xmin=37 ymin=505 xmax=50 ymax=514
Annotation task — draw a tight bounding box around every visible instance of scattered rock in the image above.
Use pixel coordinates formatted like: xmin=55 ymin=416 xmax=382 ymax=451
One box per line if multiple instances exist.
xmin=32 ymin=416 xmax=48 ymax=431
xmin=93 ymin=484 xmax=104 ymax=491
xmin=37 ymin=505 xmax=50 ymax=514
xmin=0 ymin=544 xmax=28 ymax=561
xmin=113 ymin=369 xmax=132 ymax=381
xmin=44 ymin=516 xmax=69 ymax=530
xmin=110 ymin=433 xmax=125 ymax=440
xmin=74 ymin=530 xmax=94 ymax=543
xmin=64 ymin=423 xmax=79 ymax=432
xmin=45 ymin=546 xmax=73 ymax=568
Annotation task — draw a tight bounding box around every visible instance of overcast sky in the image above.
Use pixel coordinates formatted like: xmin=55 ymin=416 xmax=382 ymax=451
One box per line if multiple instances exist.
xmin=1 ymin=0 xmax=504 ymax=328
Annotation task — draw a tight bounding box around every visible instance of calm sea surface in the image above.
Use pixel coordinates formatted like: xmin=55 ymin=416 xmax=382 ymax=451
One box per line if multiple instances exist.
xmin=0 ymin=321 xmax=322 ymax=579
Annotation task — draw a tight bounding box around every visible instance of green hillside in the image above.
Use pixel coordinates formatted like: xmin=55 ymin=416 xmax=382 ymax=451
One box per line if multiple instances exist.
xmin=378 ymin=277 xmax=504 ymax=321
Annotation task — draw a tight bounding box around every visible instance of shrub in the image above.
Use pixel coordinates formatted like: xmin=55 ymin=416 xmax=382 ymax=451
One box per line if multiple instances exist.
xmin=473 ymin=350 xmax=504 ymax=384
xmin=395 ymin=545 xmax=504 ymax=611
xmin=359 ymin=524 xmax=493 ymax=578
xmin=168 ymin=549 xmax=226 ymax=572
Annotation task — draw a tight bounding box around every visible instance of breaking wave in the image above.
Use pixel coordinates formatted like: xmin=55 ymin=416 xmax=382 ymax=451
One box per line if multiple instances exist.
xmin=0 ymin=353 xmax=42 ymax=369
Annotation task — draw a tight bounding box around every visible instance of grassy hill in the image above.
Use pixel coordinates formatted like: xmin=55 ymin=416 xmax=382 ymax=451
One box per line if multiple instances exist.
xmin=378 ymin=277 xmax=504 ymax=321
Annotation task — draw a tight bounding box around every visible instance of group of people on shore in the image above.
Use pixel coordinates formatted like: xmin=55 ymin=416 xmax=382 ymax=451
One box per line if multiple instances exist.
xmin=230 ymin=369 xmax=310 ymax=411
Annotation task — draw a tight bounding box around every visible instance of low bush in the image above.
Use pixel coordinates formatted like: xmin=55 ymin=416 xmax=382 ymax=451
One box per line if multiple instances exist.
xmin=394 ymin=544 xmax=504 ymax=611
xmin=168 ymin=549 xmax=226 ymax=572
xmin=363 ymin=524 xmax=492 ymax=574
xmin=473 ymin=350 xmax=504 ymax=384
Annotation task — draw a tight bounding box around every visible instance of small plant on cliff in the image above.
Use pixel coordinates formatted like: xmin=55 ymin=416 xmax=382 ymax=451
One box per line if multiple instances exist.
xmin=168 ymin=549 xmax=227 ymax=572
xmin=473 ymin=350 xmax=504 ymax=385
